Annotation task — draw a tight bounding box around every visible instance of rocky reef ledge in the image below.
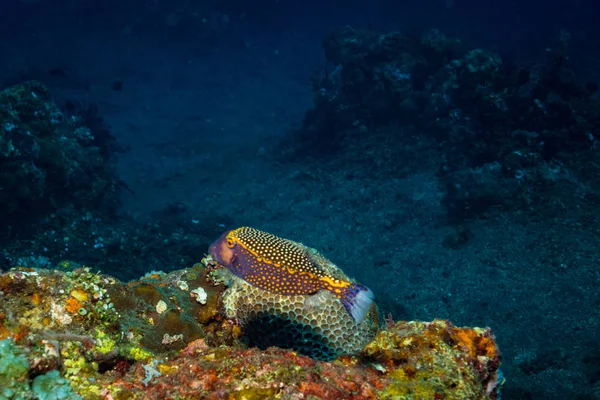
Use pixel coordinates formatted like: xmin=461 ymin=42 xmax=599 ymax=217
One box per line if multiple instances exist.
xmin=0 ymin=263 xmax=503 ymax=399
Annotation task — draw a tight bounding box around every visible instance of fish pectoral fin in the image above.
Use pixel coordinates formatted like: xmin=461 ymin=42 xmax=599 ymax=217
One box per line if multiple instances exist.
xmin=302 ymin=246 xmax=327 ymax=271
xmin=303 ymin=290 xmax=333 ymax=311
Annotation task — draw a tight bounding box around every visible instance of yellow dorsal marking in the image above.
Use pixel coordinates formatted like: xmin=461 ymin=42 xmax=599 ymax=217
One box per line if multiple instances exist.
xmin=319 ymin=275 xmax=350 ymax=289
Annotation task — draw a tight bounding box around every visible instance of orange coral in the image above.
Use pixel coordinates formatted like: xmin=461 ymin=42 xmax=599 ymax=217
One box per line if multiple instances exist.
xmin=0 ymin=316 xmax=8 ymax=340
xmin=14 ymin=325 xmax=29 ymax=343
xmin=453 ymin=327 xmax=497 ymax=359
xmin=65 ymin=297 xmax=83 ymax=314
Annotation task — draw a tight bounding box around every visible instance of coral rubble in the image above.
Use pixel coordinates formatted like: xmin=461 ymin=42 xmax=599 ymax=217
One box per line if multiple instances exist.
xmin=0 ymin=262 xmax=502 ymax=399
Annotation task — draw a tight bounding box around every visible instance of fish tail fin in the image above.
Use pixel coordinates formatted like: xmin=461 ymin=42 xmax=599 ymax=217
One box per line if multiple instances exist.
xmin=340 ymin=283 xmax=374 ymax=324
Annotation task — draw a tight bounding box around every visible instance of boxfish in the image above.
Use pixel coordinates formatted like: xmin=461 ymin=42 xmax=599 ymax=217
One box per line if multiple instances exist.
xmin=209 ymin=227 xmax=374 ymax=324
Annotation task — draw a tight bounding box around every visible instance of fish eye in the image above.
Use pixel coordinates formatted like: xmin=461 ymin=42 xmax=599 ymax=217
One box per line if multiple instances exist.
xmin=226 ymin=239 xmax=235 ymax=248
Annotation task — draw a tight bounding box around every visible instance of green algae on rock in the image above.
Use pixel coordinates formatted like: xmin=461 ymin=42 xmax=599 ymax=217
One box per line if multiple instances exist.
xmin=0 ymin=264 xmax=502 ymax=399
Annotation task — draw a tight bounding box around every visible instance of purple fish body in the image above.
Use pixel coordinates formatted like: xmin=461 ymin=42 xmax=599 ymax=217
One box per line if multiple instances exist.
xmin=209 ymin=227 xmax=374 ymax=323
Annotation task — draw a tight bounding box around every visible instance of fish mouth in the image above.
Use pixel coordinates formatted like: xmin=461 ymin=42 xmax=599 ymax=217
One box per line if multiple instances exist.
xmin=209 ymin=234 xmax=236 ymax=267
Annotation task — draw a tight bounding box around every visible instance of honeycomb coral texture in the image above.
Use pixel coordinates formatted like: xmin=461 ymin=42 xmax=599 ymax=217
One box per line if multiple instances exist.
xmin=220 ymin=262 xmax=378 ymax=361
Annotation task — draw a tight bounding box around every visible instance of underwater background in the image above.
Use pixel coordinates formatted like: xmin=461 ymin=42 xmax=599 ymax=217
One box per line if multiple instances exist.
xmin=1 ymin=0 xmax=600 ymax=398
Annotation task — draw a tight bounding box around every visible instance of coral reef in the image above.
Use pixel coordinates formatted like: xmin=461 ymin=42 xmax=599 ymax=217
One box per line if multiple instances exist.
xmin=0 ymin=262 xmax=502 ymax=399
xmin=285 ymin=26 xmax=600 ymax=221
xmin=364 ymin=319 xmax=503 ymax=399
xmin=0 ymin=81 xmax=119 ymax=239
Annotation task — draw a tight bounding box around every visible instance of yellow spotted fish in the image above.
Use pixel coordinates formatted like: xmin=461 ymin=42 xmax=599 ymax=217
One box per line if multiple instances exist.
xmin=209 ymin=227 xmax=374 ymax=323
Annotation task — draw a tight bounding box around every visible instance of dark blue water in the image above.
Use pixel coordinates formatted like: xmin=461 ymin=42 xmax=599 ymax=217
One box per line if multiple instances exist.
xmin=1 ymin=1 xmax=599 ymax=398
